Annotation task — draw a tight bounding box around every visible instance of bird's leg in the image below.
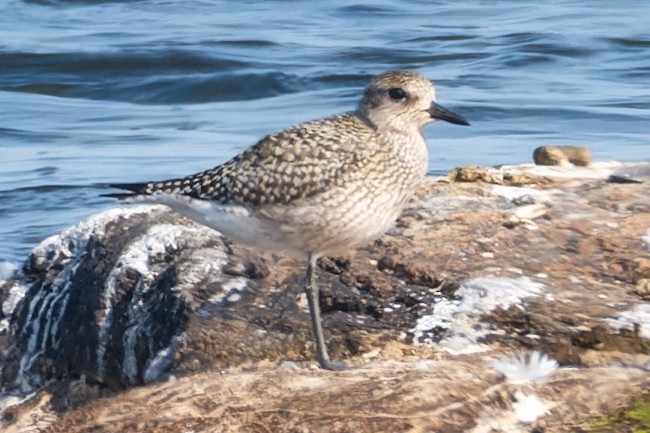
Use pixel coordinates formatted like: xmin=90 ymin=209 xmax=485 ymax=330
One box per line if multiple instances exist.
xmin=304 ymin=254 xmax=346 ymax=371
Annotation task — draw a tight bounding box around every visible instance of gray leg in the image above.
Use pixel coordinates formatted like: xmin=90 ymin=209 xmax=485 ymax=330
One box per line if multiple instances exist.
xmin=305 ymin=254 xmax=346 ymax=370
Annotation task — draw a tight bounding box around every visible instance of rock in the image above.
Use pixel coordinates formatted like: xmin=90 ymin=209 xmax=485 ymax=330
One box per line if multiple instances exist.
xmin=533 ymin=146 xmax=592 ymax=167
xmin=635 ymin=279 xmax=650 ymax=300
xmin=0 ymin=207 xmax=243 ymax=391
xmin=449 ymin=165 xmax=504 ymax=184
xmin=1 ymin=162 xmax=649 ymax=432
xmin=448 ymin=166 xmax=552 ymax=186
xmin=607 ymin=164 xmax=650 ymax=184
xmin=14 ymin=358 xmax=650 ymax=433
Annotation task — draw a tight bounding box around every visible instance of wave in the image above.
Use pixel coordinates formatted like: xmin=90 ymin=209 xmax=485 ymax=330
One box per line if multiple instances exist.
xmin=0 ymin=49 xmax=316 ymax=104
xmin=24 ymin=0 xmax=136 ymax=5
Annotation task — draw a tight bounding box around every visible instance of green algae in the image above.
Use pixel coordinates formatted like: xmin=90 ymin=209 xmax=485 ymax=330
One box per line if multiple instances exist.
xmin=573 ymin=393 xmax=650 ymax=433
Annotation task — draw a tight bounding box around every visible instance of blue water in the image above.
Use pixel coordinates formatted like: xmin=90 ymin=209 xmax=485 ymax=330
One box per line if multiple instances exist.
xmin=1 ymin=0 xmax=649 ymax=265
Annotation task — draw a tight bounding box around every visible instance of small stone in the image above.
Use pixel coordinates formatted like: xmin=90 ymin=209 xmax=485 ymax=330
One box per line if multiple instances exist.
xmin=533 ymin=146 xmax=592 ymax=167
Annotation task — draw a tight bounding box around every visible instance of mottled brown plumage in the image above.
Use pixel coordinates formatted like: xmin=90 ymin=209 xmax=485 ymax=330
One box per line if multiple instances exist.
xmin=108 ymin=70 xmax=469 ymax=370
xmin=135 ymin=114 xmax=375 ymax=206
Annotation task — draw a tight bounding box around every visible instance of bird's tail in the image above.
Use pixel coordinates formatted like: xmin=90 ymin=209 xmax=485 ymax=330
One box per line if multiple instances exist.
xmin=102 ymin=182 xmax=151 ymax=200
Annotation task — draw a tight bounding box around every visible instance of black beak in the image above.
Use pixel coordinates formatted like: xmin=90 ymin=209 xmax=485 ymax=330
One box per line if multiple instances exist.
xmin=428 ymin=102 xmax=470 ymax=126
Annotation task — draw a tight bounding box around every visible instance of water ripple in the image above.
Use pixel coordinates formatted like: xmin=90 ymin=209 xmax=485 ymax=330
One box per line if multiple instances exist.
xmin=0 ymin=50 xmax=247 ymax=75
xmin=332 ymin=47 xmax=488 ymax=66
xmin=0 ymin=49 xmax=314 ymax=103
xmin=605 ymin=37 xmax=650 ymax=48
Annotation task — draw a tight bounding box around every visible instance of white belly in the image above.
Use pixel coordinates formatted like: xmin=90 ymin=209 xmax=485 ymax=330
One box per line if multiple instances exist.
xmin=125 ymin=180 xmax=415 ymax=259
xmin=125 ymin=194 xmax=306 ymax=256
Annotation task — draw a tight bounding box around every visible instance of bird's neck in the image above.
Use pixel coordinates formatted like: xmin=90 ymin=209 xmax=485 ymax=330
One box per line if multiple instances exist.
xmin=355 ymin=108 xmax=421 ymax=136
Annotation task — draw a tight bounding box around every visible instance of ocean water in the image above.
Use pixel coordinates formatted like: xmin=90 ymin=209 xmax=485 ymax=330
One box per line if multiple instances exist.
xmin=0 ymin=0 xmax=649 ymax=265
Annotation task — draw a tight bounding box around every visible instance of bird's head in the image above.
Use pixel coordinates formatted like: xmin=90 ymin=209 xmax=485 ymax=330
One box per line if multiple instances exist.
xmin=357 ymin=70 xmax=469 ymax=131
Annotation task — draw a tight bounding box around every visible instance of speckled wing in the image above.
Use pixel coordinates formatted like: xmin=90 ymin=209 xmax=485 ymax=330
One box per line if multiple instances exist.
xmin=109 ymin=114 xmax=377 ymax=207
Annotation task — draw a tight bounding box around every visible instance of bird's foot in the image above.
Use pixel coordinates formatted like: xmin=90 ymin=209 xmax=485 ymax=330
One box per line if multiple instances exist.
xmin=318 ymin=357 xmax=348 ymax=371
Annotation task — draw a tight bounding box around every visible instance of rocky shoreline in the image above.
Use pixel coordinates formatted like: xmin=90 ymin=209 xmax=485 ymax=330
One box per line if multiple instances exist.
xmin=1 ymin=162 xmax=649 ymax=432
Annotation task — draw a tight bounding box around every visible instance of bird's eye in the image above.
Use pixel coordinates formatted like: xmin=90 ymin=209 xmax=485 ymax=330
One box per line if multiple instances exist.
xmin=388 ymin=87 xmax=408 ymax=101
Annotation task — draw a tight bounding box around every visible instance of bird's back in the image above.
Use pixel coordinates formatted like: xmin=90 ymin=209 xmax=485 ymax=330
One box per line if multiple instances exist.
xmin=113 ymin=113 xmax=380 ymax=206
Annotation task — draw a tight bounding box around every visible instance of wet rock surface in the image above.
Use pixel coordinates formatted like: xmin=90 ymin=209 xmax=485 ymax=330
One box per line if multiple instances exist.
xmin=1 ymin=162 xmax=649 ymax=432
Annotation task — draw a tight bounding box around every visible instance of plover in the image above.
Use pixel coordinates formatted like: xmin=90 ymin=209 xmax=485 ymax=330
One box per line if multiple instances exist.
xmin=107 ymin=70 xmax=469 ymax=370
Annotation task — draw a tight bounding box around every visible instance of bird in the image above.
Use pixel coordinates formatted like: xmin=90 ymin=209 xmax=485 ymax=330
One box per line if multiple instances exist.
xmin=106 ymin=70 xmax=469 ymax=370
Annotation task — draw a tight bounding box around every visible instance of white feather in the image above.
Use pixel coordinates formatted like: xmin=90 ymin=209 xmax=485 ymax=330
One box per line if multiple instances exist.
xmin=492 ymin=350 xmax=559 ymax=384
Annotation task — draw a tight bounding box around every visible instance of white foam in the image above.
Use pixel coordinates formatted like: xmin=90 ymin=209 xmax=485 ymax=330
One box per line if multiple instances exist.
xmin=206 ymin=276 xmax=248 ymax=305
xmin=412 ymin=276 xmax=545 ymax=354
xmin=491 ymin=185 xmax=551 ymax=203
xmin=471 ymin=390 xmax=549 ymax=433
xmin=30 ymin=206 xmax=156 ymax=267
xmin=605 ymin=304 xmax=650 ymax=338
xmin=0 ymin=281 xmax=28 ymax=334
xmin=512 ymin=391 xmax=548 ymax=423
xmin=643 ymin=228 xmax=650 ymax=252
xmin=0 ymin=262 xmax=23 ymax=335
